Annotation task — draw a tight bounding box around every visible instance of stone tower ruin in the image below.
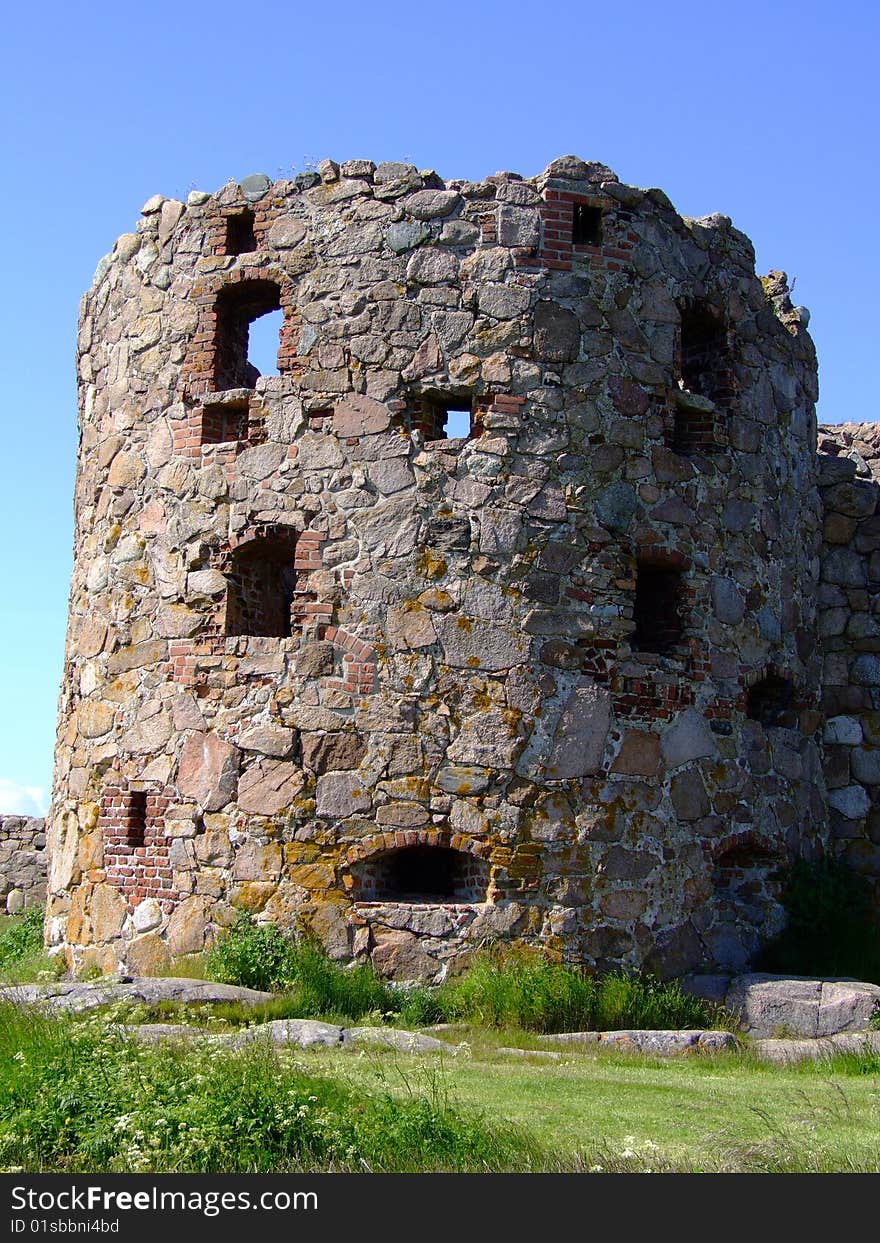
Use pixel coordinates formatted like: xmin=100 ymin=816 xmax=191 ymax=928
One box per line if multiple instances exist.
xmin=46 ymin=155 xmax=878 ymax=981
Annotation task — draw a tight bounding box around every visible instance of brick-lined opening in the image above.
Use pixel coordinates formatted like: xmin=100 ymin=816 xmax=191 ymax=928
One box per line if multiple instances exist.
xmin=531 ymin=191 xmax=634 ymax=273
xmin=572 ymin=202 xmax=602 ymax=246
xmin=678 ymin=301 xmax=731 ymax=403
xmin=225 ymin=532 xmax=298 ymax=638
xmin=200 ymin=397 xmax=249 ymax=445
xmin=745 ymin=671 xmax=797 ymax=728
xmin=214 ymin=280 xmax=282 ymax=390
xmin=712 ymin=834 xmax=783 ymax=905
xmin=225 ymin=209 xmax=256 ymax=256
xmin=632 ymin=557 xmax=686 ymax=655
xmin=352 ymin=846 xmax=490 ymax=902
xmin=410 ymin=390 xmax=479 ymax=441
xmin=99 ymin=785 xmax=177 ymax=910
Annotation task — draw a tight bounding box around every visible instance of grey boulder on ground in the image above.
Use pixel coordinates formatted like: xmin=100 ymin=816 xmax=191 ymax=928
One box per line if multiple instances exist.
xmin=0 ymin=976 xmax=273 ymax=1012
xmin=754 ymin=1030 xmax=880 ymax=1064
xmin=122 ymin=1019 xmax=458 ymax=1054
xmin=722 ymin=974 xmax=880 ymax=1039
xmin=341 ymin=1026 xmax=457 ymax=1053
xmin=534 ymin=1029 xmax=739 ymax=1054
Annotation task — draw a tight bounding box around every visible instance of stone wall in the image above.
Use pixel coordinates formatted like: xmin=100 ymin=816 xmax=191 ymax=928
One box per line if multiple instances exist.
xmin=817 ymin=425 xmax=880 ymax=897
xmin=0 ymin=816 xmax=47 ymax=914
xmin=48 ymin=155 xmax=823 ymax=980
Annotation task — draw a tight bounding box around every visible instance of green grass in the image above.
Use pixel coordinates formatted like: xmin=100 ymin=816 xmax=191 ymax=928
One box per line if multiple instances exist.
xmin=310 ymin=1040 xmax=880 ymax=1173
xmin=0 ymin=907 xmax=63 ymax=985
xmin=0 ymin=1003 xmax=549 ymax=1173
xmin=410 ymin=947 xmax=724 ymax=1033
xmin=204 ymin=924 xmax=723 ymax=1033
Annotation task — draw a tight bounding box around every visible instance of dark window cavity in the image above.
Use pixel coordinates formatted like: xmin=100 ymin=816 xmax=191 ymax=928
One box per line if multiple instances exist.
xmin=352 ymin=846 xmax=489 ymax=903
xmin=678 ymin=302 xmax=729 ymax=402
xmin=746 ymin=673 xmax=797 ymax=728
xmin=123 ymin=791 xmax=148 ymax=846
xmin=225 ymin=534 xmax=297 ymax=639
xmin=572 ymin=203 xmax=602 ymax=246
xmin=633 ymin=562 xmax=685 ymax=655
xmin=225 ymin=210 xmax=257 ymax=256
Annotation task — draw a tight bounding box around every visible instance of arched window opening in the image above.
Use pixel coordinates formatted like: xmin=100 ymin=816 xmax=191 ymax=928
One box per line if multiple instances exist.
xmin=353 ymin=846 xmax=489 ymax=903
xmin=678 ymin=301 xmax=729 ymax=402
xmin=746 ymin=673 xmax=797 ymax=728
xmin=713 ymin=840 xmax=782 ymax=907
xmin=226 ymin=210 xmax=256 ymax=256
xmin=225 ymin=534 xmax=297 ymax=638
xmin=633 ymin=561 xmax=685 ymax=655
xmin=213 ymin=280 xmax=282 ymax=390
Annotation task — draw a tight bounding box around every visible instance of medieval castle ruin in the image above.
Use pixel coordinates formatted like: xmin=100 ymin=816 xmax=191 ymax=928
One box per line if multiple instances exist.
xmin=36 ymin=155 xmax=880 ymax=980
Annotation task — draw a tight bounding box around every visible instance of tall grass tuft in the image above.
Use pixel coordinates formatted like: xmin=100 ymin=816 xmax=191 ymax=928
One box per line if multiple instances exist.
xmin=433 ymin=947 xmax=721 ymax=1033
xmin=0 ymin=906 xmax=63 ymax=983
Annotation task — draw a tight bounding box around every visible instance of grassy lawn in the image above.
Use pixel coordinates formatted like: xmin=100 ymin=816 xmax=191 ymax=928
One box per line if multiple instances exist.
xmin=301 ymin=1039 xmax=880 ymax=1172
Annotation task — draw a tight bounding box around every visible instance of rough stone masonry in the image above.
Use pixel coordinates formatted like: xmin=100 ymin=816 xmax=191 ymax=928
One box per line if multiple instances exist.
xmin=42 ymin=154 xmax=879 ymax=981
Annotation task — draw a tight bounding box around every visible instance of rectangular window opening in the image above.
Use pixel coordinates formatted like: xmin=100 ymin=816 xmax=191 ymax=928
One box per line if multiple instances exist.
xmin=633 ymin=563 xmax=684 ymax=655
xmin=200 ymin=400 xmax=248 ymax=445
xmin=572 ymin=203 xmax=602 ymax=246
xmin=226 ymin=210 xmax=257 ymax=256
xmin=413 ymin=393 xmax=475 ymax=441
xmin=125 ymin=791 xmax=148 ymax=844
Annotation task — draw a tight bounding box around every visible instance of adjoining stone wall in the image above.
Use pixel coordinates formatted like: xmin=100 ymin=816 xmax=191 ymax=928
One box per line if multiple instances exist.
xmin=48 ymin=155 xmax=823 ymax=980
xmin=0 ymin=816 xmax=47 ymax=913
xmin=817 ymin=426 xmax=880 ymax=897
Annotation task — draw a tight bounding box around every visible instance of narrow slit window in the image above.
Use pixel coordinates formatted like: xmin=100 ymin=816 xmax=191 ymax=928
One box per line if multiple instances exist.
xmin=572 ymin=203 xmax=602 ymax=246
xmin=226 ymin=210 xmax=257 ymax=255
xmin=124 ymin=791 xmax=148 ymax=846
xmin=633 ymin=562 xmax=684 ymax=655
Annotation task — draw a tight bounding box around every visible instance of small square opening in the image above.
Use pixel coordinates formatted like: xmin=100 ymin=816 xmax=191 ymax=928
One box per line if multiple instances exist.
xmin=200 ymin=401 xmax=248 ymax=445
xmin=226 ymin=210 xmax=257 ymax=256
xmin=572 ymin=204 xmax=602 ymax=246
xmin=412 ymin=392 xmax=475 ymax=441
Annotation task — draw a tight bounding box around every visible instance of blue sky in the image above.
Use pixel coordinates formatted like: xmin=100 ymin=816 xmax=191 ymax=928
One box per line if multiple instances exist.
xmin=0 ymin=0 xmax=876 ymax=815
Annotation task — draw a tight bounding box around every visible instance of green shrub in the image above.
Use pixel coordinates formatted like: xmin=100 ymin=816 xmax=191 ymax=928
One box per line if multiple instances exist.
xmin=0 ymin=1004 xmax=542 ymax=1173
xmin=757 ymin=855 xmax=880 ymax=984
xmin=0 ymin=906 xmax=44 ymax=969
xmin=204 ymin=913 xmax=300 ymax=992
xmin=205 ymin=916 xmax=393 ymax=1019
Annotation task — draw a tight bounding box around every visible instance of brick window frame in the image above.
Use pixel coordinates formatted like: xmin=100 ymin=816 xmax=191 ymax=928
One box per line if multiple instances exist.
xmin=99 ymin=784 xmax=177 ymax=910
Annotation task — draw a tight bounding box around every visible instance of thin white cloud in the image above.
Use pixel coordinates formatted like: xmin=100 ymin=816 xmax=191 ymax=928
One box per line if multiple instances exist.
xmin=0 ymin=779 xmax=48 ymax=817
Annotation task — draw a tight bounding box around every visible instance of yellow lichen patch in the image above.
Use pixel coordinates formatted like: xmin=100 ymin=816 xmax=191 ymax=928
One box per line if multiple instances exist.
xmin=466 ymin=656 xmax=480 ymax=667
xmin=415 ymin=549 xmax=447 ymax=580
xmin=456 ymin=616 xmax=473 ymax=632
xmin=230 ymin=882 xmax=275 ymax=913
